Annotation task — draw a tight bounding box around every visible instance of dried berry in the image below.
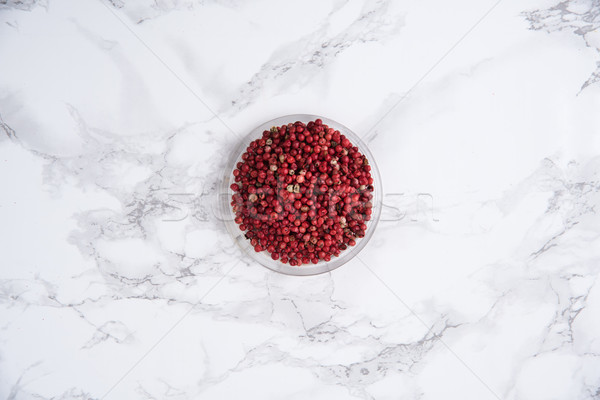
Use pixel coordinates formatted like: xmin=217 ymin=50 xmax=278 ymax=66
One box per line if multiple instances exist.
xmin=230 ymin=119 xmax=374 ymax=266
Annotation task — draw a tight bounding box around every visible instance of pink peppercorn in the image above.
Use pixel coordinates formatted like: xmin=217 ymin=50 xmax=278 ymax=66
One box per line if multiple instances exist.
xmin=230 ymin=119 xmax=374 ymax=266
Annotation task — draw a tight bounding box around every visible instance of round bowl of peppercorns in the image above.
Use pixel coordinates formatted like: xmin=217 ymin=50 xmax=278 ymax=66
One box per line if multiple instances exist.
xmin=220 ymin=115 xmax=382 ymax=276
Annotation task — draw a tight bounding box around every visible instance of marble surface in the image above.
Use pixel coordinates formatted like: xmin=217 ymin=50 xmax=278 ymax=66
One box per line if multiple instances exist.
xmin=1 ymin=0 xmax=600 ymax=398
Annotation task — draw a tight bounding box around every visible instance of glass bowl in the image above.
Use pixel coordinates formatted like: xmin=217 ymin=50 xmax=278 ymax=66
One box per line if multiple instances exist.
xmin=219 ymin=115 xmax=382 ymax=276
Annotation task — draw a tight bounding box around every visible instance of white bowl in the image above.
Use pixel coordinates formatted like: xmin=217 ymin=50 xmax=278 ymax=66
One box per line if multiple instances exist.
xmin=219 ymin=115 xmax=383 ymax=276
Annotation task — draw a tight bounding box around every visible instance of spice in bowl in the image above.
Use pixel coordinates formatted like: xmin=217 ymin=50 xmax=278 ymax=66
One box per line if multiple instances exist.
xmin=230 ymin=118 xmax=374 ymax=266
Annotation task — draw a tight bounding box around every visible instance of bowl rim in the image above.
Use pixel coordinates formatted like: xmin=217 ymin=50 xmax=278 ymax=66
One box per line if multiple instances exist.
xmin=219 ymin=114 xmax=383 ymax=276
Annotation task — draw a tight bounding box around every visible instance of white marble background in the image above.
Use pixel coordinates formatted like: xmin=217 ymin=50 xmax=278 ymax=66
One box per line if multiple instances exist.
xmin=1 ymin=0 xmax=600 ymax=399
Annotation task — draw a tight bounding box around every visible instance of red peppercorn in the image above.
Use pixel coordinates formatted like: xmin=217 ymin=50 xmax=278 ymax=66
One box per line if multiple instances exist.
xmin=230 ymin=119 xmax=374 ymax=266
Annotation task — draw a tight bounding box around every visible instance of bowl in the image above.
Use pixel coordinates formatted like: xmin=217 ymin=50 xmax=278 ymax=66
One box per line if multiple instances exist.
xmin=219 ymin=114 xmax=382 ymax=276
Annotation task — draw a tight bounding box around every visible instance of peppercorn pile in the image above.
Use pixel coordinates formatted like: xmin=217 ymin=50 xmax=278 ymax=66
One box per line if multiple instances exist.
xmin=230 ymin=119 xmax=374 ymax=266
